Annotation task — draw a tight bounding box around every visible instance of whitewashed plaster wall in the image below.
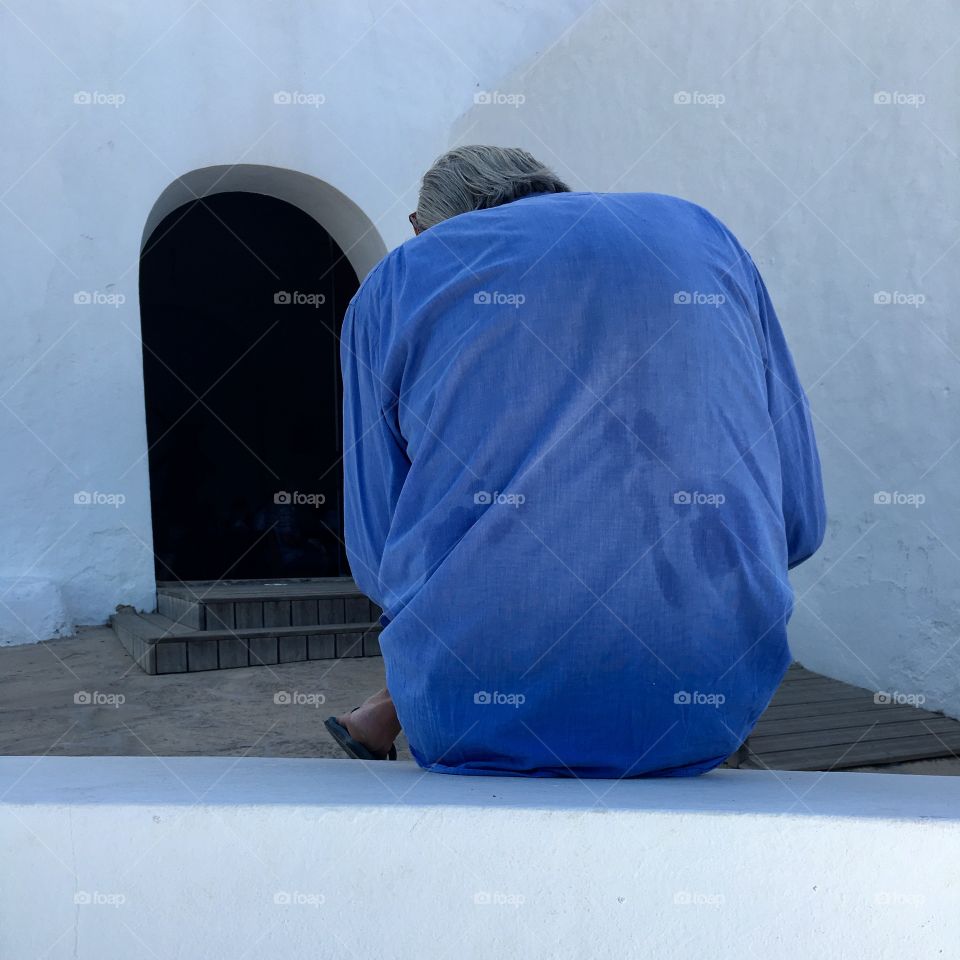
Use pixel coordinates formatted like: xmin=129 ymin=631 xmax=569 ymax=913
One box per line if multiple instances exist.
xmin=4 ymin=757 xmax=960 ymax=959
xmin=0 ymin=0 xmax=594 ymax=643
xmin=452 ymin=0 xmax=960 ymax=716
xmin=5 ymin=0 xmax=960 ymax=725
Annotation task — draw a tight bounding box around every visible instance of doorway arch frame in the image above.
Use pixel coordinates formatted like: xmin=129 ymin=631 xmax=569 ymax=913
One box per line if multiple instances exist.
xmin=141 ymin=164 xmax=388 ymax=282
xmin=137 ymin=165 xmax=387 ymax=586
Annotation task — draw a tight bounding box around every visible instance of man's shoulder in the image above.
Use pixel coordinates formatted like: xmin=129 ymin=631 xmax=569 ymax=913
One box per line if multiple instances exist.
xmin=495 ymin=191 xmax=739 ymax=247
xmin=347 ymin=245 xmax=405 ymax=314
xmin=599 ymin=190 xmax=731 ymax=227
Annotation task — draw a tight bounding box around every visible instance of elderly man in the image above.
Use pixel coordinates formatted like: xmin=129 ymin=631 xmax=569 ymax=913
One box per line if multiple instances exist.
xmin=325 ymin=145 xmax=826 ymax=777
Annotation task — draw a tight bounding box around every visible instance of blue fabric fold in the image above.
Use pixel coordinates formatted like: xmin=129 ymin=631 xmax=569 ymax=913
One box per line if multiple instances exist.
xmin=341 ymin=192 xmax=826 ymax=777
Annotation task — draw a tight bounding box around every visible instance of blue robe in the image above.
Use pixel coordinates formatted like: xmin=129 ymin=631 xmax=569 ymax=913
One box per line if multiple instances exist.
xmin=341 ymin=192 xmax=826 ymax=777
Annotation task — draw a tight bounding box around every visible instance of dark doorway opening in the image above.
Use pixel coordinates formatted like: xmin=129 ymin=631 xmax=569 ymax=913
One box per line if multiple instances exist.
xmin=139 ymin=191 xmax=359 ymax=582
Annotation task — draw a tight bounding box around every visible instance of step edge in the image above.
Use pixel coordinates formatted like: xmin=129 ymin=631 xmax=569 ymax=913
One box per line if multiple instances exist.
xmin=147 ymin=621 xmax=383 ymax=644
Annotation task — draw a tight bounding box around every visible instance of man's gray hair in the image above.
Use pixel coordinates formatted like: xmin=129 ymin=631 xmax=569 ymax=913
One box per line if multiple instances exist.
xmin=415 ymin=145 xmax=570 ymax=231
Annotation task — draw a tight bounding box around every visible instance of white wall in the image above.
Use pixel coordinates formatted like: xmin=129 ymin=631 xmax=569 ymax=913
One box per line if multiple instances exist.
xmin=0 ymin=0 xmax=593 ymax=641
xmin=5 ymin=1 xmax=960 ymax=722
xmin=4 ymin=757 xmax=960 ymax=959
xmin=451 ymin=0 xmax=960 ymax=718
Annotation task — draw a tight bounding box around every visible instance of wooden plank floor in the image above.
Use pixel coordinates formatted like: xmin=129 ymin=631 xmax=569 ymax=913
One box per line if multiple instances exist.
xmin=739 ymin=664 xmax=960 ymax=771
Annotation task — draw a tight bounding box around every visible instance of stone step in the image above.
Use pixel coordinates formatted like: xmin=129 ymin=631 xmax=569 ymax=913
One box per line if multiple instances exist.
xmin=111 ymin=610 xmax=382 ymax=676
xmin=156 ymin=577 xmax=382 ymax=631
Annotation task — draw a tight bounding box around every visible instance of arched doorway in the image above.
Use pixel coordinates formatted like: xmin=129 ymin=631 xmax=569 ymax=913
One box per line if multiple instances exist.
xmin=138 ymin=172 xmax=384 ymax=584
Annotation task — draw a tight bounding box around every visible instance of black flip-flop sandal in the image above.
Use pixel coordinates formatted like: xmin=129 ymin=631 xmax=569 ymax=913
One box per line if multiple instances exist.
xmin=324 ymin=711 xmax=397 ymax=761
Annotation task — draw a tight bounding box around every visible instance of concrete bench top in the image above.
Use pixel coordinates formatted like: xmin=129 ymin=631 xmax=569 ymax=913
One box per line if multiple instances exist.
xmin=3 ymin=758 xmax=958 ymax=959
xmin=2 ymin=755 xmax=960 ymax=820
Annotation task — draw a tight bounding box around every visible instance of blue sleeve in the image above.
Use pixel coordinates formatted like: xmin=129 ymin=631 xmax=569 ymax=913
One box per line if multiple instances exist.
xmin=752 ymin=262 xmax=827 ymax=569
xmin=340 ymin=290 xmax=410 ymax=617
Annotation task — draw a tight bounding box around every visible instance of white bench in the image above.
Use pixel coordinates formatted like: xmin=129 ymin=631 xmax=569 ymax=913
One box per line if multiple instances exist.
xmin=2 ymin=757 xmax=958 ymax=958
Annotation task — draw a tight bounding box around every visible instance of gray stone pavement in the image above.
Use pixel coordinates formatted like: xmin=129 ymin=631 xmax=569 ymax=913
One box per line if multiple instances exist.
xmin=0 ymin=625 xmax=411 ymax=760
xmin=3 ymin=627 xmax=959 ymax=776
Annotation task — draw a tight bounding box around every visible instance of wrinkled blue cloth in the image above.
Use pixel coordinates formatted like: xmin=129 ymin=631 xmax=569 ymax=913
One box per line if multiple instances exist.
xmin=341 ymin=192 xmax=826 ymax=778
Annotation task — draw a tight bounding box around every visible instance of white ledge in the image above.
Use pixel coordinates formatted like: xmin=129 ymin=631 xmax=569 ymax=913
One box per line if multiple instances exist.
xmin=2 ymin=757 xmax=959 ymax=958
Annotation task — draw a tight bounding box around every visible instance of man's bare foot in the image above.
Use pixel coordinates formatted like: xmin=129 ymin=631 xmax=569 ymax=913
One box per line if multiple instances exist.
xmin=337 ymin=688 xmax=401 ymax=759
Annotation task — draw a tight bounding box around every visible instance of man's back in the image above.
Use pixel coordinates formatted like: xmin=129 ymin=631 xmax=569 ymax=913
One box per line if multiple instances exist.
xmin=342 ymin=191 xmax=825 ymax=777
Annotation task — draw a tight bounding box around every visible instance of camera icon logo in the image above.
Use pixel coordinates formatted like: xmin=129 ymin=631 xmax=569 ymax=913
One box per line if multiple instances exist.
xmin=874 ymin=691 xmax=892 ymax=704
xmin=74 ymin=291 xmax=92 ymax=305
xmin=473 ymin=91 xmax=492 ymax=105
xmin=74 ymin=691 xmax=92 ymax=704
xmin=274 ymin=291 xmax=291 ymax=304
xmin=73 ymin=91 xmax=92 ymax=105
xmin=474 ymin=291 xmax=492 ymax=305
xmin=874 ymin=491 xmax=891 ymax=505
xmin=274 ymin=891 xmax=292 ymax=904
xmin=674 ymin=690 xmax=692 ymax=705
xmin=274 ymin=691 xmax=292 ymax=705
xmin=674 ymin=91 xmax=692 ymax=105
xmin=673 ymin=491 xmax=691 ymax=505
xmin=273 ymin=91 xmax=292 ymax=105
xmin=874 ymin=91 xmax=892 ymax=105
xmin=74 ymin=491 xmax=92 ymax=505
xmin=474 ymin=691 xmax=492 ymax=705
xmin=474 ymin=491 xmax=492 ymax=505
xmin=673 ymin=291 xmax=691 ymax=305
xmin=874 ymin=291 xmax=892 ymax=305
xmin=274 ymin=491 xmax=292 ymax=504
